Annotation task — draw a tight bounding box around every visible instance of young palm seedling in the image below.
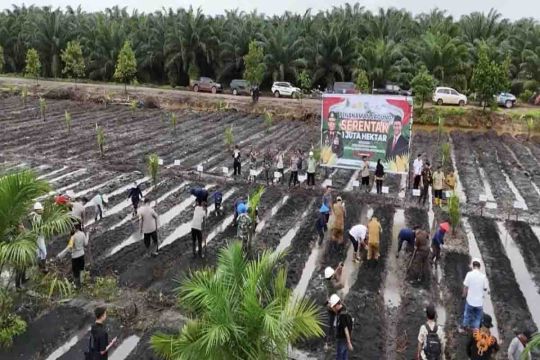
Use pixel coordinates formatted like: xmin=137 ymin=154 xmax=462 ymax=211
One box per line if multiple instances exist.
xmin=440 ymin=142 xmax=450 ymax=168
xmin=224 ymin=125 xmax=234 ymax=150
xmin=147 ymin=153 xmax=160 ymax=186
xmin=437 ymin=116 xmax=444 ymax=144
xmin=170 ymin=112 xmax=177 ymax=133
xmin=130 ymin=99 xmax=138 ymax=116
xmin=264 ymin=110 xmax=273 ymax=133
xmin=96 ymin=124 xmax=105 ymax=157
xmin=64 ymin=110 xmax=72 ymax=134
xmin=39 ymin=97 xmax=47 ymax=121
xmin=21 ymin=86 xmax=28 ymax=107
xmin=246 ymin=185 xmax=265 ymax=256
xmin=448 ymin=193 xmax=460 ymax=234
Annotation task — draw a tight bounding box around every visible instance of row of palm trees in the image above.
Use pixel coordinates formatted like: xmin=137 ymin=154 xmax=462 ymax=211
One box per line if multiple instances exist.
xmin=0 ymin=4 xmax=539 ymax=92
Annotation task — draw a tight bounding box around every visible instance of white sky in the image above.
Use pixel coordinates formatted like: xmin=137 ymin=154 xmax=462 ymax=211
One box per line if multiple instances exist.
xmin=5 ymin=0 xmax=539 ymax=21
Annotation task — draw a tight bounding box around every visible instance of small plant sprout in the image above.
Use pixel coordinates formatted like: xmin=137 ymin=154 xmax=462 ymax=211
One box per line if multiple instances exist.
xmin=217 ymin=100 xmax=227 ymax=111
xmin=448 ymin=193 xmax=460 ymax=233
xmin=224 ymin=125 xmax=234 ymax=150
xmin=39 ymin=97 xmax=47 ymax=120
xmin=170 ymin=112 xmax=177 ymax=133
xmin=264 ymin=110 xmax=273 ymax=133
xmin=245 ymin=185 xmax=265 ymax=255
xmin=130 ymin=99 xmax=138 ymax=113
xmin=64 ymin=110 xmax=72 ymax=134
xmin=440 ymin=142 xmax=450 ymax=168
xmin=437 ymin=116 xmax=444 ymax=143
xmin=522 ymin=114 xmax=535 ymax=141
xmin=147 ymin=153 xmax=160 ymax=186
xmin=96 ymin=124 xmax=105 ymax=157
xmin=103 ymin=92 xmax=111 ymax=108
xmin=21 ymin=86 xmax=28 ymax=107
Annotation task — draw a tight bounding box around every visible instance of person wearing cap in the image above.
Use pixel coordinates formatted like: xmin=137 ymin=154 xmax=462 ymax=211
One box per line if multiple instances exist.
xmin=432 ymin=165 xmax=445 ymax=207
xmin=367 ymin=216 xmax=382 ymax=266
xmin=288 ymin=151 xmax=300 ymax=188
xmin=348 ymin=223 xmax=367 ymax=262
xmin=236 ymin=203 xmax=252 ymax=253
xmin=128 ymin=182 xmax=143 ymax=216
xmin=466 ymin=313 xmax=499 ymax=359
xmin=323 ymin=263 xmax=343 ymax=298
xmin=89 ymin=193 xmax=108 ymax=222
xmin=138 ymin=198 xmax=160 ymax=257
xmin=413 ymin=154 xmax=423 ymax=190
xmin=316 ymin=204 xmax=330 ymax=245
xmin=55 ymin=192 xmax=71 ymax=206
xmin=327 ymin=294 xmax=353 ymax=359
xmin=331 ymin=197 xmax=346 ymax=245
xmin=32 ymin=202 xmax=48 ymax=273
xmin=431 ymin=222 xmax=449 ymax=266
xmin=396 ymin=226 xmax=418 ymax=258
xmin=461 ymin=259 xmax=488 ymax=332
xmin=307 ymin=151 xmax=317 ymax=189
xmin=409 ymin=229 xmax=431 ymax=283
xmin=418 ymin=161 xmax=433 ymax=206
xmin=508 ymin=329 xmax=532 ymax=360
xmin=360 ymin=156 xmax=370 ymax=193
xmin=57 ymin=223 xmax=89 ymax=288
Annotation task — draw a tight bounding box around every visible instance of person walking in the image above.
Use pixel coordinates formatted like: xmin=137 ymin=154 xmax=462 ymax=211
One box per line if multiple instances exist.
xmin=211 ymin=190 xmax=223 ymax=216
xmin=89 ymin=193 xmax=108 ymax=222
xmin=419 ymin=162 xmax=433 ymax=206
xmin=275 ymin=151 xmax=284 ymax=183
xmin=466 ymin=314 xmax=499 ymax=359
xmin=432 ymin=166 xmax=445 ymax=207
xmin=233 ymin=145 xmax=241 ymax=177
xmin=396 ymin=226 xmax=417 ymax=258
xmin=431 ymin=222 xmax=449 ymax=266
xmin=191 ymin=202 xmax=206 ymax=258
xmin=128 ymin=182 xmax=143 ymax=217
xmin=57 ymin=223 xmax=88 ymax=288
xmin=413 ymin=154 xmax=424 ymax=190
xmin=360 ymin=156 xmax=370 ymax=193
xmin=263 ymin=148 xmax=273 ymax=185
xmin=508 ymin=329 xmax=532 ymax=360
xmin=248 ymin=147 xmax=257 ymax=183
xmin=289 ymin=152 xmax=299 ymax=188
xmin=461 ymin=259 xmax=488 ymax=332
xmin=328 ymin=294 xmax=354 ymax=360
xmin=348 ymin=223 xmax=367 ymax=263
xmin=322 ymin=186 xmax=333 ymax=219
xmin=409 ymin=229 xmax=431 ymax=284
xmin=87 ymin=306 xmax=117 ymax=360
xmin=367 ymin=216 xmax=382 ymax=267
xmin=190 ymin=187 xmax=209 ymax=207
xmin=138 ymin=198 xmax=159 ymax=257
xmin=236 ymin=203 xmax=252 ymax=253
xmin=331 ymin=197 xmax=346 ymax=245
xmin=31 ymin=202 xmax=48 ymax=273
xmin=71 ymin=196 xmax=87 ymax=228
xmin=375 ymin=159 xmax=385 ymax=194
xmin=307 ymin=151 xmax=317 ymax=189
xmin=416 ymin=304 xmax=444 ymax=360
xmin=316 ymin=204 xmax=330 ymax=245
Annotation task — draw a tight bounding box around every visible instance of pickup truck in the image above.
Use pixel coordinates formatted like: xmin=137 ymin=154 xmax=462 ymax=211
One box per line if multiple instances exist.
xmin=372 ymin=84 xmax=411 ymax=96
xmin=190 ymin=77 xmax=222 ymax=94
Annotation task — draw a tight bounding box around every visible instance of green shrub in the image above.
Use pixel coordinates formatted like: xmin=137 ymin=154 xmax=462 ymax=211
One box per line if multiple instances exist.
xmin=0 ymin=290 xmax=27 ymax=348
xmin=264 ymin=111 xmax=273 ymax=133
xmin=448 ymin=193 xmax=461 ymax=233
xmin=519 ymin=89 xmax=533 ymax=104
xmin=82 ymin=275 xmax=119 ymax=302
xmin=147 ymin=153 xmax=160 ymax=186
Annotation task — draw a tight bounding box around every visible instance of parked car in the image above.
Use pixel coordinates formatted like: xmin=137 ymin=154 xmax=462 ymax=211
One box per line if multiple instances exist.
xmin=230 ymin=79 xmax=251 ymax=96
xmin=373 ymin=83 xmax=411 ymax=96
xmin=190 ymin=77 xmax=222 ymax=93
xmin=332 ymin=82 xmax=359 ymax=94
xmin=432 ymin=87 xmax=467 ymax=106
xmin=496 ymin=92 xmax=517 ymax=108
xmin=271 ymin=82 xmax=301 ymax=98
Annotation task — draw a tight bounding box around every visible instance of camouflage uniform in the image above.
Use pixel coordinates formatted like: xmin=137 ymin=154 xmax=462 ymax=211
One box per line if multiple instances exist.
xmin=237 ymin=213 xmax=253 ymax=251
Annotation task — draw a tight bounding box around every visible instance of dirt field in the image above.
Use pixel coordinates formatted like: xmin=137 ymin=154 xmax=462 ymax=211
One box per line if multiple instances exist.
xmin=1 ymin=94 xmax=540 ymax=360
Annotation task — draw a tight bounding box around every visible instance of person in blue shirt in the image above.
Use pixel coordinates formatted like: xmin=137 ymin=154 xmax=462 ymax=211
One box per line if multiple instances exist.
xmin=396 ymin=226 xmax=419 ymax=258
xmin=431 ymin=222 xmax=449 ymax=266
xmin=316 ymin=204 xmax=330 ymax=245
xmin=190 ymin=187 xmax=209 ymax=206
xmin=210 ymin=191 xmax=223 ymax=216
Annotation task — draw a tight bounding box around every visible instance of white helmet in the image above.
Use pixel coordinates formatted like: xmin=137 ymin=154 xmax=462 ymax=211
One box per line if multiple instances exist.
xmin=65 ymin=190 xmax=76 ymax=198
xmin=324 ymin=266 xmax=335 ymax=279
xmin=33 ymin=202 xmax=44 ymax=211
xmin=309 ymin=151 xmax=314 ymax=156
xmin=102 ymin=194 xmax=109 ymax=204
xmin=328 ymin=294 xmax=341 ymax=307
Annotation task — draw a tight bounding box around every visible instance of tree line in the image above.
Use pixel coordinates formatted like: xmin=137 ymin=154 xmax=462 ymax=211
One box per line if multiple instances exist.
xmin=0 ymin=4 xmax=539 ymax=95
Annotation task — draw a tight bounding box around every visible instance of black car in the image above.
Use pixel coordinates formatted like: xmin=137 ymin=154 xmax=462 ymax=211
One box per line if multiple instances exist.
xmin=230 ymin=79 xmax=251 ymax=96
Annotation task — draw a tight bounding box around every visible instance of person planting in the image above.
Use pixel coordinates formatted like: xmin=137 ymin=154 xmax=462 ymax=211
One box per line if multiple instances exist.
xmin=190 ymin=187 xmax=209 ymax=210
xmin=466 ymin=314 xmax=499 ymax=359
xmin=348 ymin=223 xmax=367 ymax=263
xmin=128 ymin=182 xmax=143 ymax=217
xmin=416 ymin=304 xmax=444 ymax=360
xmin=432 ymin=165 xmax=445 ymax=207
xmin=409 ymin=229 xmax=431 ymax=284
xmin=367 ymin=216 xmax=382 ymax=267
xmin=396 ymin=226 xmax=417 ymax=258
xmin=331 ymin=196 xmax=346 ymax=246
xmin=431 ymin=221 xmax=449 ymax=266
xmin=323 ymin=264 xmax=344 ymax=299
xmin=57 ymin=223 xmax=89 ymax=288
xmin=461 ymin=258 xmax=488 ymax=332
xmin=89 ymin=193 xmax=108 ymax=222
xmin=210 ymin=190 xmax=223 ymax=216
xmin=138 ymin=198 xmax=159 ymax=257
xmin=236 ymin=203 xmax=252 ymax=252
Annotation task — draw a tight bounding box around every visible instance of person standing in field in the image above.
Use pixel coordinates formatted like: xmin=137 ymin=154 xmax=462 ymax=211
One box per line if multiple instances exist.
xmin=466 ymin=314 xmax=499 ymax=359
xmin=507 ymin=329 xmax=532 ymax=360
xmin=328 ymin=294 xmax=354 ymax=360
xmin=331 ymin=197 xmax=346 ymax=245
xmin=316 ymin=204 xmax=330 ymax=245
xmin=191 ymin=201 xmax=206 ymax=258
xmin=138 ymin=198 xmax=159 ymax=257
xmin=432 ymin=166 xmax=445 ymax=207
xmin=322 ymin=186 xmax=333 ymax=218
xmin=236 ymin=203 xmax=252 ymax=253
xmin=413 ymin=154 xmax=423 ymax=190
xmin=307 ymin=151 xmax=317 ymax=189
xmin=367 ymin=216 xmax=382 ymax=267
xmin=416 ymin=304 xmax=444 ymax=360
xmin=409 ymin=229 xmax=431 ymax=284
xmin=89 ymin=193 xmax=108 ymax=222
xmin=263 ymin=148 xmax=273 ymax=185
xmin=375 ymin=159 xmax=385 ymax=194
xmin=360 ymin=156 xmax=370 ymax=193
xmin=419 ymin=161 xmax=433 ymax=207
xmin=297 ymin=149 xmax=304 ymax=176
xmin=275 ymin=151 xmax=284 ymax=183
xmin=348 ymin=223 xmax=367 ymax=263
xmin=396 ymin=226 xmax=417 ymax=258
xmin=57 ymin=223 xmax=88 ymax=288
xmin=87 ymin=306 xmax=117 ymax=360
xmin=233 ymin=145 xmax=241 ymax=177
xmin=431 ymin=222 xmax=448 ymax=267
xmin=289 ymin=152 xmax=299 ymax=188
xmin=128 ymin=182 xmax=143 ymax=217
xmin=445 ymin=171 xmax=456 ymax=192
xmin=31 ymin=202 xmax=48 ymax=273
xmin=248 ymin=147 xmax=257 ymax=183
xmin=461 ymin=259 xmax=488 ymax=332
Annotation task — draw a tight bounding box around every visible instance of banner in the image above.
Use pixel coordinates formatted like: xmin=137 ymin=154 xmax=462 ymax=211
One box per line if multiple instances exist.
xmin=320 ymin=94 xmax=413 ymax=173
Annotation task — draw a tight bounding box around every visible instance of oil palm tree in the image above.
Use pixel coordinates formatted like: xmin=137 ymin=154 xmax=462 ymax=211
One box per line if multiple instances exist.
xmin=357 ymin=38 xmax=406 ymax=88
xmin=150 ymin=242 xmax=324 ymax=360
xmin=0 ymin=170 xmax=73 ymax=285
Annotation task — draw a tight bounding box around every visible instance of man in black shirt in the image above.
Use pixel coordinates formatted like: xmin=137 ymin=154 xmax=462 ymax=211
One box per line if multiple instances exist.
xmin=328 ymin=294 xmax=354 ymax=360
xmin=88 ymin=306 xmax=117 ymax=360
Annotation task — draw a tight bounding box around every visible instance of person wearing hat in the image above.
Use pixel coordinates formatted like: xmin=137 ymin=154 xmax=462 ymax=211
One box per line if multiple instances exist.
xmin=32 ymin=202 xmax=48 ymax=273
xmin=89 ymin=193 xmax=108 ymax=222
xmin=323 ymin=263 xmax=344 ymax=298
xmin=466 ymin=313 xmax=499 ymax=359
xmin=236 ymin=203 xmax=252 ymax=253
xmin=508 ymin=328 xmax=533 ymax=360
xmin=316 ymin=204 xmax=330 ymax=245
xmin=348 ymin=223 xmax=367 ymax=263
xmin=331 ymin=196 xmax=346 ymax=245
xmin=461 ymin=259 xmax=488 ymax=332
xmin=431 ymin=222 xmax=449 ymax=267
xmin=307 ymin=151 xmax=317 ymax=189
xmin=360 ymin=156 xmax=370 ymax=193
xmin=367 ymin=216 xmax=382 ymax=266
xmin=327 ymin=294 xmax=353 ymax=359
xmin=418 ymin=161 xmax=433 ymax=206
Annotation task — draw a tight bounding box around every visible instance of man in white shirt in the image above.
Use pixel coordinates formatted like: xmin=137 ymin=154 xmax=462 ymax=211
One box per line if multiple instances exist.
xmin=191 ymin=203 xmax=206 ymax=258
xmin=138 ymin=198 xmax=159 ymax=256
xmin=461 ymin=258 xmax=488 ymax=331
xmin=89 ymin=193 xmax=108 ymax=221
xmin=348 ymin=224 xmax=367 ymax=263
xmin=413 ymin=154 xmax=423 ymax=189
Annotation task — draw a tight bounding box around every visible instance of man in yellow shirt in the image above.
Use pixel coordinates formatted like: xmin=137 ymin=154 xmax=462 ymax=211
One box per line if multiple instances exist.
xmin=367 ymin=216 xmax=382 ymax=267
xmin=432 ymin=166 xmax=445 ymax=207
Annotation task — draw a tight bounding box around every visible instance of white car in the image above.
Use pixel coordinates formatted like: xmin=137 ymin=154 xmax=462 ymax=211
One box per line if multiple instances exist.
xmin=432 ymin=87 xmax=467 ymax=106
xmin=271 ymin=82 xmax=301 ymax=98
